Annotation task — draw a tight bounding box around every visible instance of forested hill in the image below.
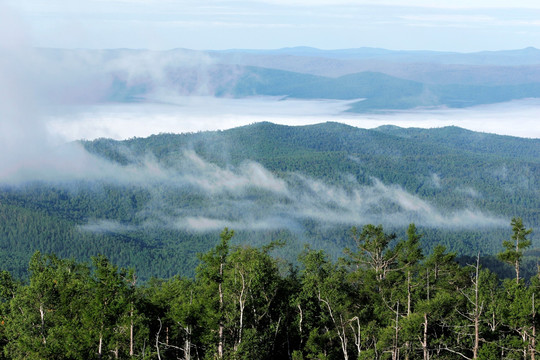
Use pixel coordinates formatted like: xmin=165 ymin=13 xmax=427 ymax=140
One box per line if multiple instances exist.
xmin=89 ymin=121 xmax=540 ymax=165
xmin=373 ymin=124 xmax=540 ymax=161
xmin=85 ymin=122 xmax=539 ymax=224
xmin=0 ymin=122 xmax=538 ymax=280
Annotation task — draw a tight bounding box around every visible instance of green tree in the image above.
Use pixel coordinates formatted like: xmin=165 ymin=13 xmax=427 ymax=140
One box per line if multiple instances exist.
xmin=196 ymin=228 xmax=234 ymax=359
xmin=498 ymin=217 xmax=533 ymax=284
xmin=449 ymin=255 xmax=501 ymax=360
xmin=224 ymin=244 xmax=285 ymax=359
xmin=381 ymin=223 xmax=424 ymax=360
xmin=415 ymin=245 xmax=466 ymax=360
xmin=0 ymin=271 xmax=17 ymax=360
xmin=5 ymin=252 xmax=93 ymax=359
xmin=346 ymin=224 xmax=398 ymax=283
xmin=499 ymin=280 xmax=534 ymax=359
xmin=297 ymin=248 xmax=357 ymax=360
xmin=145 ymin=276 xmax=204 ymax=360
xmin=88 ymin=254 xmax=131 ymax=359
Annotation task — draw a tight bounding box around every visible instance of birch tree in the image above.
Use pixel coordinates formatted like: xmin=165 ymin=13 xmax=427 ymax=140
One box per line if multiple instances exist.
xmin=89 ymin=255 xmax=130 ymax=359
xmin=196 ymin=228 xmax=234 ymax=359
xmin=5 ymin=252 xmax=92 ymax=359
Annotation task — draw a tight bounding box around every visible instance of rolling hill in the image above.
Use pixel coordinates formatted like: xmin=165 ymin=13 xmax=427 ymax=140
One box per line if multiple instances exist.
xmin=0 ymin=122 xmax=537 ymax=280
xmin=36 ymin=47 xmax=540 ymax=112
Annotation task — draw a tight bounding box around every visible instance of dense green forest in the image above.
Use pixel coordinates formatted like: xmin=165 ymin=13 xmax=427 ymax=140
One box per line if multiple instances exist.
xmin=0 ymin=220 xmax=537 ymax=359
xmin=0 ymin=122 xmax=537 ymax=280
xmin=83 ymin=122 xmax=539 ymax=220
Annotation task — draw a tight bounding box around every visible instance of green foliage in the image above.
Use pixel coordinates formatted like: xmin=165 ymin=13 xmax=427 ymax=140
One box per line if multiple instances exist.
xmin=347 ymin=224 xmax=397 ymax=281
xmin=5 ymin=252 xmax=92 ymax=359
xmin=0 ymin=221 xmax=538 ymax=359
xmin=0 ymin=122 xmax=538 ymax=281
xmin=498 ymin=217 xmax=533 ymax=282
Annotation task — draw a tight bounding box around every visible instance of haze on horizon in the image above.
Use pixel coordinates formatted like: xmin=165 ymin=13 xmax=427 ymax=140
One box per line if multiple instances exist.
xmin=1 ymin=0 xmax=540 ymax=150
xmin=0 ymin=0 xmax=537 ymax=250
xmin=5 ymin=0 xmax=540 ymax=52
xmin=47 ymin=98 xmax=540 ymax=141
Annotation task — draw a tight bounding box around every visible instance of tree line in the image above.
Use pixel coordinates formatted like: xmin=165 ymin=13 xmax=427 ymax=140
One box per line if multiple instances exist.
xmin=0 ymin=218 xmax=536 ymax=359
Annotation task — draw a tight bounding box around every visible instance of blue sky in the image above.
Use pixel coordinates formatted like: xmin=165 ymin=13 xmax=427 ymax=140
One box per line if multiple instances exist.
xmin=4 ymin=0 xmax=540 ymax=51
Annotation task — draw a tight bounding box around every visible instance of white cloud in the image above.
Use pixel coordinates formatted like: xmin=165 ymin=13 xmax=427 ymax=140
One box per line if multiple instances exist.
xmin=79 ymin=219 xmax=136 ymax=233
xmin=73 ymin=152 xmax=507 ymax=233
xmin=285 ymin=176 xmax=504 ymax=229
xmin=456 ymin=187 xmax=482 ymax=198
xmin=180 ymin=151 xmax=289 ymax=195
xmin=46 ymin=97 xmax=540 ymax=140
xmin=431 ymin=174 xmax=442 ymax=188
xmin=398 ymin=14 xmax=496 ymax=29
xmin=262 ymin=0 xmax=540 ymax=9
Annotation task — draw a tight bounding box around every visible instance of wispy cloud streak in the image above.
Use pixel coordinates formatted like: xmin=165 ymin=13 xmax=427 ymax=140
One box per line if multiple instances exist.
xmin=63 ymin=150 xmax=507 ymax=233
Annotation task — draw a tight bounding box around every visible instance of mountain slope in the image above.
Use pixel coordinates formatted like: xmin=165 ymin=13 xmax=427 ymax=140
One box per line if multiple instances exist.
xmin=86 ymin=121 xmax=539 ymax=235
xmin=0 ymin=123 xmax=538 ymax=280
xmin=36 ymin=48 xmax=540 ymax=112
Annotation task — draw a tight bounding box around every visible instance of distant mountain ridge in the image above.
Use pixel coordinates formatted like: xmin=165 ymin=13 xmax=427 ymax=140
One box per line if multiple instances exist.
xmin=212 ymin=46 xmax=540 ymax=65
xmin=84 ymin=121 xmax=540 ymax=225
xmin=37 ymin=47 xmax=540 ymax=112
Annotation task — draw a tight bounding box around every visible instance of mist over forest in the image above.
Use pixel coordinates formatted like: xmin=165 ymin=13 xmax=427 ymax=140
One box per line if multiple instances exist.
xmin=4 ymin=0 xmax=540 ymax=357
xmin=0 ymin=118 xmax=536 ymax=280
xmin=0 ymin=44 xmax=539 ymax=281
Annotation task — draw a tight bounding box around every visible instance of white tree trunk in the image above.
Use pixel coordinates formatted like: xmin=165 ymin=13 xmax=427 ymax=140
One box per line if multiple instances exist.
xmin=218 ymin=262 xmax=224 ymax=359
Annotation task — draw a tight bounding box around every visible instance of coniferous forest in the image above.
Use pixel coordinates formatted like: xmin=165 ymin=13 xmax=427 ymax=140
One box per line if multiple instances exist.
xmin=0 ymin=123 xmax=538 ymax=281
xmin=0 ymin=219 xmax=537 ymax=360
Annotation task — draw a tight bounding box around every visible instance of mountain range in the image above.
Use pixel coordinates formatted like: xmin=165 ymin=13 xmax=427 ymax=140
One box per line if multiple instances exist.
xmin=37 ymin=47 xmax=540 ymax=111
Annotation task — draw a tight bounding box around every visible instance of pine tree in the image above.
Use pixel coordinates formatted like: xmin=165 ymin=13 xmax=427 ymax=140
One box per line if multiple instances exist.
xmin=498 ymin=217 xmax=533 ymax=284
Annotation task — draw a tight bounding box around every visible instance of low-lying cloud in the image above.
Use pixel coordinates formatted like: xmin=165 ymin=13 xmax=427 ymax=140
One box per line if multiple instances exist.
xmin=46 ymin=97 xmax=540 ymax=141
xmin=179 ymin=151 xmax=288 ymax=195
xmin=0 ymin=12 xmax=526 ymax=236
xmin=63 ymin=150 xmax=507 ymax=233
xmin=79 ymin=219 xmax=137 ymax=234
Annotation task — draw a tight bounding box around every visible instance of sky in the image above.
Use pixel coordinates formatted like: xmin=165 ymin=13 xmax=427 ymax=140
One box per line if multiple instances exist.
xmin=4 ymin=0 xmax=540 ymax=51
xmin=1 ymin=0 xmax=540 ymax=143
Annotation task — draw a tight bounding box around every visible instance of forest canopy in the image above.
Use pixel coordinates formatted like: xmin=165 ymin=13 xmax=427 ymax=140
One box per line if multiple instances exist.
xmin=0 ymin=220 xmax=537 ymax=360
xmin=0 ymin=122 xmax=538 ymax=281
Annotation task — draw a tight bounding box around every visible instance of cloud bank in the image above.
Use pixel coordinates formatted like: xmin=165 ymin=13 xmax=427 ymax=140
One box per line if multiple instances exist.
xmin=46 ymin=97 xmax=540 ymax=140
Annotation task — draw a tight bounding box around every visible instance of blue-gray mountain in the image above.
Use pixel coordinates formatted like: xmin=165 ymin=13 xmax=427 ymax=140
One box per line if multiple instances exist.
xmin=39 ymin=47 xmax=540 ymax=111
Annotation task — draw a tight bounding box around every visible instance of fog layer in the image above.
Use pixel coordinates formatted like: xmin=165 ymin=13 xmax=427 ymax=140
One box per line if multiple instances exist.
xmin=47 ymin=97 xmax=540 ymax=141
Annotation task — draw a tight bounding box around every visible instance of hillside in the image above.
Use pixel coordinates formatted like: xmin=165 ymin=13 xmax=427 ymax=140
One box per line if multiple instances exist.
xmin=86 ymin=122 xmax=539 ymax=221
xmin=0 ymin=122 xmax=538 ymax=279
xmin=105 ymin=65 xmax=540 ymax=111
xmin=36 ymin=47 xmax=540 ymax=112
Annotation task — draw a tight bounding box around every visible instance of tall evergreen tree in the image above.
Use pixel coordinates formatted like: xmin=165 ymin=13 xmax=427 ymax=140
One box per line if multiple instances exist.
xmin=498 ymin=217 xmax=533 ymax=284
